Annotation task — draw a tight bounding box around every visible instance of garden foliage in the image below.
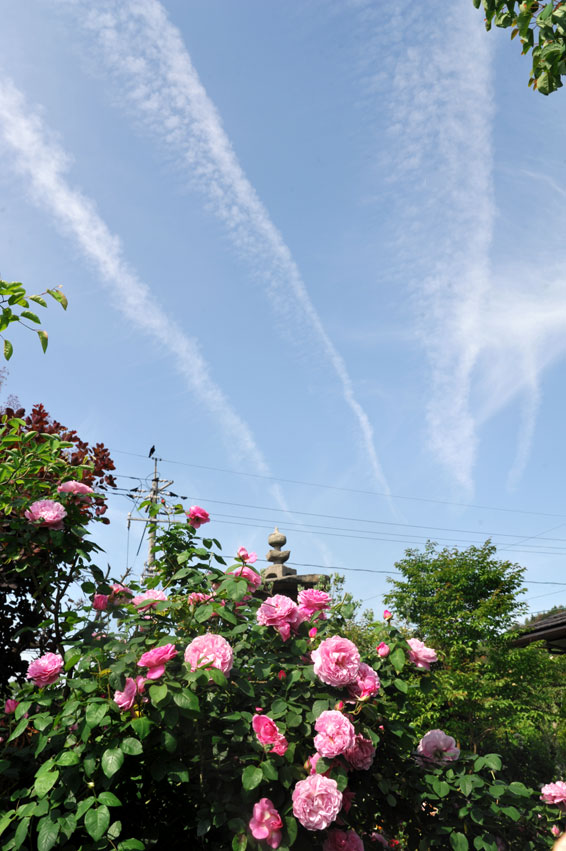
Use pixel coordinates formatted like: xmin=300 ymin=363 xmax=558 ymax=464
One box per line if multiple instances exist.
xmin=1 ymin=478 xmax=565 ymax=849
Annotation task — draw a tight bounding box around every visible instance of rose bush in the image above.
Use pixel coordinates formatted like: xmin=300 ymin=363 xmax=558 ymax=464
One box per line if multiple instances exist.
xmin=0 ymin=502 xmax=564 ymax=849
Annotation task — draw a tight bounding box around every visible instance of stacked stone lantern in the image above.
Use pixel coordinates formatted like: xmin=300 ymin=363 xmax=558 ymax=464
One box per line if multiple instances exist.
xmin=260 ymin=528 xmax=328 ymax=601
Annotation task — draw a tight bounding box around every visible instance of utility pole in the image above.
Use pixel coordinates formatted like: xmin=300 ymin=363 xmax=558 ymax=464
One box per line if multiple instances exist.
xmin=142 ymin=455 xmax=172 ymax=577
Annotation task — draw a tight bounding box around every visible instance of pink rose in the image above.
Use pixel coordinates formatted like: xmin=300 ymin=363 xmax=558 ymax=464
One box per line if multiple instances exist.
xmin=298 ymin=589 xmax=331 ymax=620
xmin=187 ymin=592 xmax=215 ymax=604
xmin=344 ymin=734 xmax=376 ymax=770
xmin=407 ymin=638 xmax=438 ymax=671
xmin=26 ymin=652 xmax=64 ymax=687
xmin=323 ymin=829 xmax=364 ymax=851
xmin=184 ymin=633 xmax=233 ymax=676
xmin=257 ymin=594 xmax=304 ymax=641
xmin=110 ymin=584 xmax=133 ymax=602
xmin=347 ymin=662 xmax=380 ymax=701
xmin=93 ymin=594 xmax=109 ymax=611
xmin=292 ymin=774 xmax=343 ymax=831
xmin=551 ymin=826 xmax=561 ymax=837
xmin=376 ymin=642 xmax=390 ymax=658
xmin=314 ymin=710 xmax=356 ymax=758
xmin=253 ymin=714 xmax=280 ymax=746
xmin=114 ymin=677 xmax=137 ymax=710
xmin=186 ymin=505 xmax=210 ymax=529
xmin=271 ymin=735 xmax=288 ymax=756
xmin=249 ymin=798 xmax=283 ymax=849
xmin=541 ymin=781 xmax=566 ymax=810
xmin=4 ymin=699 xmax=19 ymax=714
xmin=309 ymin=627 xmax=318 ymax=639
xmin=228 ymin=564 xmax=262 ymax=590
xmin=132 ymin=589 xmax=168 ymax=611
xmin=57 ymin=480 xmax=93 ymax=502
xmin=312 ymin=636 xmax=361 ymax=687
xmin=24 ymin=499 xmax=67 ymax=530
xmin=417 ymin=730 xmax=460 ymax=764
xmin=137 ymin=643 xmax=178 ymax=679
xmin=383 ymin=609 xmax=392 ymax=620
xmin=237 ymin=546 xmax=258 ymax=564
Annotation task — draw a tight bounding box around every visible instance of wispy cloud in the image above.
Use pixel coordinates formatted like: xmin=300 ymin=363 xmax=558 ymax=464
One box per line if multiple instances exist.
xmin=52 ymin=0 xmax=390 ymax=496
xmin=0 ymin=76 xmax=288 ymax=508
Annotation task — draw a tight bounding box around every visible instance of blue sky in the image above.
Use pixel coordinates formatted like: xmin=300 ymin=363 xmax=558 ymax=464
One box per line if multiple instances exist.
xmin=2 ymin=0 xmax=566 ymax=617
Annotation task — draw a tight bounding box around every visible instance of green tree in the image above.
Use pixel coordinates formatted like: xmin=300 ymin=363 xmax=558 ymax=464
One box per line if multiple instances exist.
xmin=473 ymin=1 xmax=566 ymax=95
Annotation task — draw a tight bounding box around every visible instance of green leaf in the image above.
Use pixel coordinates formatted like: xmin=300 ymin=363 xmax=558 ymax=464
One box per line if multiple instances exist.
xmin=459 ymin=775 xmax=474 ymax=797
xmin=14 ymin=817 xmax=30 ymax=849
xmin=508 ymin=781 xmax=530 ymax=797
xmin=37 ymin=819 xmax=59 ymax=851
xmin=482 ymin=754 xmax=501 ymax=771
xmin=34 ymin=769 xmax=59 ymax=798
xmin=270 ymin=698 xmax=287 ymax=718
xmin=56 ymin=751 xmax=80 ymax=766
xmin=117 ymin=841 xmax=145 ymax=850
xmin=285 ymin=815 xmax=298 ymax=846
xmin=173 ymin=690 xmax=199 ymax=712
xmin=311 ymin=699 xmax=329 ymax=719
xmin=84 ymin=805 xmax=110 ymax=841
xmin=15 ymin=700 xmax=32 ymax=720
xmin=121 ymin=737 xmax=143 ymax=755
xmin=101 ymin=747 xmax=124 ymax=778
xmin=261 ymin=761 xmax=278 ymax=781
xmin=3 ymin=338 xmax=13 ymax=360
xmin=64 ymin=647 xmax=82 ymax=671
xmin=131 ymin=716 xmax=152 ymax=739
xmin=20 ymin=309 xmax=41 ymax=324
xmin=232 ymin=833 xmax=248 ymax=851
xmin=0 ymin=811 xmax=14 ymax=837
xmin=76 ymin=797 xmax=96 ymax=819
xmin=98 ymin=792 xmax=122 ymax=807
xmin=86 ymin=701 xmax=108 ymax=728
xmin=432 ymin=778 xmax=450 ymax=797
xmin=47 ymin=287 xmax=68 ymax=309
xmin=501 ymin=805 xmax=521 ymax=822
xmin=393 ymin=677 xmax=408 ymax=693
xmin=242 ymin=765 xmax=263 ymax=791
xmin=450 ymin=833 xmax=469 ymax=851
xmin=149 ymin=683 xmax=168 ymax=705
xmin=29 ymin=294 xmax=47 ymax=307
xmin=37 ymin=329 xmax=48 ymax=352
xmin=389 ymin=647 xmax=405 ymax=672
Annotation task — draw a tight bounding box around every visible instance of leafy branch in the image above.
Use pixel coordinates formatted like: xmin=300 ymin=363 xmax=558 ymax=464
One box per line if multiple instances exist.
xmin=0 ymin=279 xmax=68 ymax=360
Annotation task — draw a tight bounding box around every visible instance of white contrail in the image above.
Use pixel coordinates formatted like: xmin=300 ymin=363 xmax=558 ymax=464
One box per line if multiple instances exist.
xmin=51 ymin=0 xmax=391 ymax=495
xmin=0 ymin=76 xmax=288 ymax=507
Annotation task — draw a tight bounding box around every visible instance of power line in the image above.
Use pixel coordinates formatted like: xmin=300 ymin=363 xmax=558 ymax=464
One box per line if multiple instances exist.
xmin=109 ymin=448 xmax=566 ymax=520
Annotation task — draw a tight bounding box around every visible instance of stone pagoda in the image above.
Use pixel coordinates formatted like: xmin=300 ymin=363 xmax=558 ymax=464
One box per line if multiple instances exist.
xmin=260 ymin=527 xmax=328 ymax=601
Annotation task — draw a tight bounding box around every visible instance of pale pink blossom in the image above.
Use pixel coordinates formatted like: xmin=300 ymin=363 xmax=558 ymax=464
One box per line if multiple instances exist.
xmin=137 ymin=643 xmax=178 ymax=679
xmin=184 ymin=633 xmax=233 ymax=676
xmin=257 ymin=594 xmax=304 ymax=641
xmin=186 ymin=505 xmax=210 ymax=529
xmin=551 ymin=826 xmax=561 ymax=837
xmin=26 ymin=652 xmax=63 ymax=687
xmin=347 ymin=662 xmax=380 ymax=701
xmin=24 ymin=499 xmax=67 ymax=530
xmin=4 ymin=699 xmax=18 ymax=714
xmin=248 ymin=798 xmax=283 ymax=849
xmin=93 ymin=594 xmax=109 ymax=611
xmin=298 ymin=589 xmax=331 ymax=620
xmin=187 ymin=592 xmax=215 ymax=605
xmin=312 ymin=636 xmax=361 ymax=687
xmin=323 ymin=829 xmax=364 ymax=851
xmin=417 ymin=730 xmax=460 ymax=764
xmin=132 ymin=589 xmax=168 ymax=611
xmin=57 ymin=480 xmax=93 ymax=501
xmin=292 ymin=774 xmax=343 ymax=831
xmin=407 ymin=638 xmax=438 ymax=671
xmin=344 ymin=734 xmax=376 ymax=771
xmin=237 ymin=546 xmax=257 ymax=564
xmin=114 ymin=677 xmax=137 ymax=710
xmin=376 ymin=642 xmax=390 ymax=658
xmin=228 ymin=564 xmax=262 ymax=590
xmin=314 ymin=710 xmax=356 ymax=758
xmin=541 ymin=781 xmax=566 ymax=810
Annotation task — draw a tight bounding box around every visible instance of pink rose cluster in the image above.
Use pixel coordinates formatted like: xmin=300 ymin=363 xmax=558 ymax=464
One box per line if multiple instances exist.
xmin=541 ymin=781 xmax=566 ymax=811
xmin=137 ymin=643 xmax=178 ymax=679
xmin=26 ymin=652 xmax=64 ymax=687
xmin=252 ymin=714 xmax=288 ymax=756
xmin=186 ymin=505 xmax=210 ymax=529
xmin=132 ymin=589 xmax=168 ymax=612
xmin=407 ymin=638 xmax=438 ymax=671
xmin=314 ymin=710 xmax=355 ymax=759
xmin=57 ymin=480 xmax=94 ymax=502
xmin=113 ymin=675 xmax=146 ymax=711
xmin=298 ymin=589 xmax=332 ymax=621
xmin=292 ymin=774 xmax=343 ymax=831
xmin=257 ymin=594 xmax=305 ymax=641
xmin=248 ymin=798 xmax=283 ymax=849
xmin=184 ymin=633 xmax=233 ymax=677
xmin=323 ymin=829 xmax=365 ymax=851
xmin=24 ymin=499 xmax=67 ymax=530
xmin=417 ymin=730 xmax=460 ymax=765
